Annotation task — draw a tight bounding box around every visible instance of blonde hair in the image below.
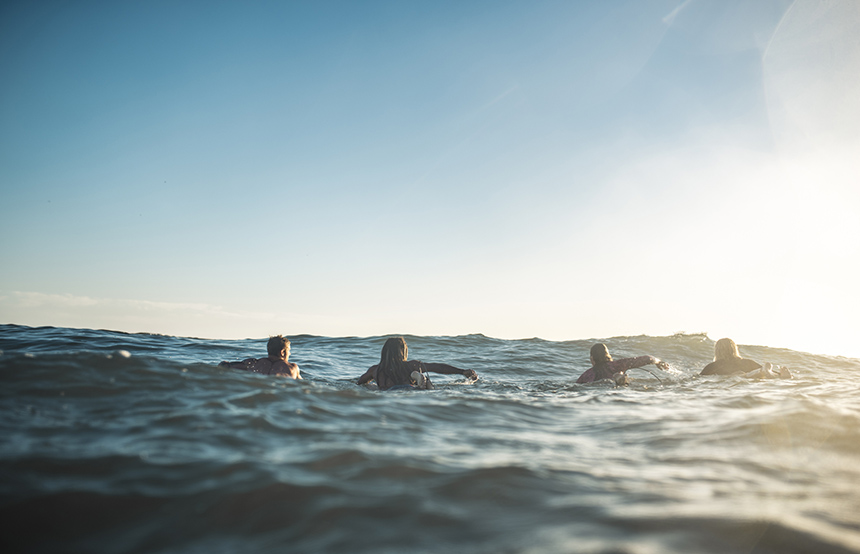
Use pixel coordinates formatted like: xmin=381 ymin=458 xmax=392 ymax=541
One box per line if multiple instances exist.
xmin=714 ymin=338 xmax=741 ymax=362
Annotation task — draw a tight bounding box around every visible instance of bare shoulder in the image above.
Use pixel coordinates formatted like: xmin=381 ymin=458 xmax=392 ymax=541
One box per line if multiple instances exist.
xmin=700 ymin=361 xmax=718 ymax=375
xmin=357 ymin=365 xmax=377 ymax=385
xmin=272 ymin=360 xmax=301 ymax=379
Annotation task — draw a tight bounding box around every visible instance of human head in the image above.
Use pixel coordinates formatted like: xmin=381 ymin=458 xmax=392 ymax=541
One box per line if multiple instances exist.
xmin=380 ymin=337 xmax=408 ymax=365
xmin=267 ymin=335 xmax=291 ymax=359
xmin=590 ymin=343 xmax=612 ymax=366
xmin=714 ymin=338 xmax=740 ymax=361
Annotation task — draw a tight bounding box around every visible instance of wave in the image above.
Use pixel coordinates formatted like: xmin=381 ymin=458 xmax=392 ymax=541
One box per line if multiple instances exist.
xmin=2 ymin=324 xmax=860 ymax=553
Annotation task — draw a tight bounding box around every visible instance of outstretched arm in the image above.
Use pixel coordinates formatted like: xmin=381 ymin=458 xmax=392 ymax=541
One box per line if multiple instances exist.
xmin=420 ymin=362 xmax=478 ymax=380
xmin=611 ymin=355 xmax=668 ymax=373
xmin=357 ymin=365 xmax=378 ymax=385
xmin=219 ymin=358 xmax=255 ymax=370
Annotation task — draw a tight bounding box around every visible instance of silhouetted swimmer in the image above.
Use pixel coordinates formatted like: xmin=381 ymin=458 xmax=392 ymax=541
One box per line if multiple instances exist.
xmin=356 ymin=337 xmax=477 ymax=391
xmin=576 ymin=343 xmax=669 ymax=386
xmin=700 ymin=338 xmax=791 ymax=379
xmin=219 ymin=335 xmax=302 ymax=379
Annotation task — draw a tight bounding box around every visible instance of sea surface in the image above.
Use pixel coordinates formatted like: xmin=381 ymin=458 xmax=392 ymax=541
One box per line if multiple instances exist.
xmin=1 ymin=323 xmax=859 ymax=554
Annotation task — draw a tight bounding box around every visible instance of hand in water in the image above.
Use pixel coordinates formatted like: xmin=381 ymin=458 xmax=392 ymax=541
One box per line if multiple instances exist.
xmin=462 ymin=369 xmax=478 ymax=380
xmin=764 ymin=363 xmax=792 ymax=379
xmin=410 ymin=371 xmax=431 ymax=389
xmin=613 ymin=372 xmax=630 ymax=386
xmin=656 ymin=361 xmax=670 ymax=371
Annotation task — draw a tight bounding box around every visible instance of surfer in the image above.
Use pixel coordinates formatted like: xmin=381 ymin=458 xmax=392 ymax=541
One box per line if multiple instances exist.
xmin=700 ymin=338 xmax=791 ymax=379
xmin=576 ymin=343 xmax=669 ymax=385
xmin=219 ymin=335 xmax=302 ymax=379
xmin=356 ymin=337 xmax=478 ymax=391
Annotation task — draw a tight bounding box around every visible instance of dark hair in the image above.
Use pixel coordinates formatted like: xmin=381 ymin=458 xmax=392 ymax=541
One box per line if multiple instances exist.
xmin=267 ymin=335 xmax=290 ymax=357
xmin=377 ymin=337 xmax=413 ymax=386
xmin=590 ymin=343 xmax=612 ymax=368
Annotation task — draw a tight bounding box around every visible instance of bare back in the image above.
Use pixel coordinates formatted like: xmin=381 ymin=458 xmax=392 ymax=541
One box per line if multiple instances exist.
xmin=222 ymin=357 xmax=301 ymax=379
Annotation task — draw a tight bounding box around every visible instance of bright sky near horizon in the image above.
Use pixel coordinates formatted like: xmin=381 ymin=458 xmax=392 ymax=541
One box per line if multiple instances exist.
xmin=2 ymin=0 xmax=859 ymax=358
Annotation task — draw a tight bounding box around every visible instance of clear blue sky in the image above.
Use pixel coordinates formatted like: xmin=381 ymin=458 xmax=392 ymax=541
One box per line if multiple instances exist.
xmin=2 ymin=0 xmax=859 ymax=357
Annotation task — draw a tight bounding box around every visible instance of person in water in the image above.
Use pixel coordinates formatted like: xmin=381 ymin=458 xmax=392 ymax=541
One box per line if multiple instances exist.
xmin=219 ymin=335 xmax=302 ymax=379
xmin=356 ymin=337 xmax=478 ymax=391
xmin=700 ymin=338 xmax=791 ymax=379
xmin=576 ymin=343 xmax=669 ymax=385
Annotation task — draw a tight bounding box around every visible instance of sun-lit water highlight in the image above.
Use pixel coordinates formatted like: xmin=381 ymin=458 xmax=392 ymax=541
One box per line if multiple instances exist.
xmin=2 ymin=324 xmax=859 ymax=553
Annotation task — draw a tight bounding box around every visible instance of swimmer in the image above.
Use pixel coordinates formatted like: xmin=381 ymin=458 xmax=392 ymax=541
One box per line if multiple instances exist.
xmin=219 ymin=335 xmax=302 ymax=379
xmin=356 ymin=337 xmax=478 ymax=391
xmin=576 ymin=343 xmax=670 ymax=385
xmin=700 ymin=338 xmax=790 ymax=379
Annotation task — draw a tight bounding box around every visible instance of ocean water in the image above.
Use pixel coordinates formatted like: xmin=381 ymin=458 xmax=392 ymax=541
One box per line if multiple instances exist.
xmin=1 ymin=324 xmax=859 ymax=554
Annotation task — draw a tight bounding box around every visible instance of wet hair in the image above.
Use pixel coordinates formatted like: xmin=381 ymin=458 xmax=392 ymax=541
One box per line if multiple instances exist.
xmin=267 ymin=335 xmax=290 ymax=357
xmin=378 ymin=337 xmax=414 ymax=386
xmin=590 ymin=343 xmax=612 ymax=368
xmin=714 ymin=338 xmax=741 ymax=362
